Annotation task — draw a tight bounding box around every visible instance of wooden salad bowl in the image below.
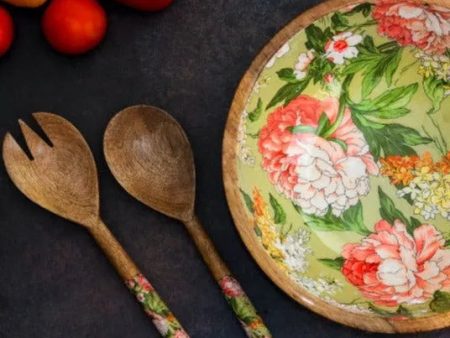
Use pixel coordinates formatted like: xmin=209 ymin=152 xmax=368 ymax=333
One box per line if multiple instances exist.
xmin=223 ymin=0 xmax=450 ymax=333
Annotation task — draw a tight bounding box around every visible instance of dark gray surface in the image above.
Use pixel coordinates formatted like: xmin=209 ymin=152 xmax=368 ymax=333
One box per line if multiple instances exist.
xmin=0 ymin=1 xmax=448 ymax=337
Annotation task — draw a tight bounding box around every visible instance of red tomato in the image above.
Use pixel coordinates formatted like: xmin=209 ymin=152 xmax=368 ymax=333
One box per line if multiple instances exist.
xmin=0 ymin=6 xmax=14 ymax=56
xmin=42 ymin=0 xmax=107 ymax=55
xmin=116 ymin=0 xmax=173 ymax=12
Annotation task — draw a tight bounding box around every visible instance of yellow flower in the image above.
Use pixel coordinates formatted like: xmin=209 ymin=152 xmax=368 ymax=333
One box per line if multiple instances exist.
xmin=252 ymin=188 xmax=287 ymax=268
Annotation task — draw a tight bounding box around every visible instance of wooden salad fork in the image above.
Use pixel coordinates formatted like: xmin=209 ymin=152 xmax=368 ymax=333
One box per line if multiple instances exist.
xmin=2 ymin=113 xmax=189 ymax=338
xmin=103 ymin=105 xmax=272 ymax=338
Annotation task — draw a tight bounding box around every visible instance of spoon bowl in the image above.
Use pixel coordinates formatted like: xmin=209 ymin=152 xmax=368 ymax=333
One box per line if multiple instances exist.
xmin=104 ymin=105 xmax=195 ymax=222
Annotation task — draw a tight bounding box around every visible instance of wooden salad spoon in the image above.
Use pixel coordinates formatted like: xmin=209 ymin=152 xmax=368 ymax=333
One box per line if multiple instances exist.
xmin=2 ymin=113 xmax=189 ymax=338
xmin=103 ymin=105 xmax=272 ymax=338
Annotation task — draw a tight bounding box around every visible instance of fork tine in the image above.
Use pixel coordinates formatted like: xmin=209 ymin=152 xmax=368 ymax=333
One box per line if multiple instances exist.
xmin=2 ymin=132 xmax=31 ymax=165
xmin=18 ymin=119 xmax=51 ymax=159
xmin=32 ymin=112 xmax=79 ymax=146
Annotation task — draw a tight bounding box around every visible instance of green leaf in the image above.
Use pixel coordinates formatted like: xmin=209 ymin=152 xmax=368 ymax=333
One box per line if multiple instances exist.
xmin=445 ymin=239 xmax=450 ymax=248
xmin=240 ymin=189 xmax=254 ymax=213
xmin=355 ymin=83 xmax=418 ymax=119
xmin=294 ymin=202 xmax=369 ymax=235
xmin=385 ymin=48 xmax=403 ymax=86
xmin=342 ymin=53 xmax=379 ymax=76
xmin=290 ymin=125 xmax=316 ymax=134
xmin=352 ymin=114 xmax=431 ymax=161
xmin=369 ymin=303 xmax=394 ymax=317
xmin=318 ymin=257 xmax=345 ymax=270
xmin=277 ymin=68 xmax=298 ymax=83
xmin=279 ymin=223 xmax=293 ymax=242
xmin=342 ymin=201 xmax=371 ymax=235
xmin=144 ymin=293 xmax=170 ymax=316
xmin=362 ymin=61 xmax=385 ymax=98
xmin=388 ymin=124 xmax=433 ymax=146
xmin=247 ymin=131 xmax=260 ymax=139
xmin=424 ymin=76 xmax=445 ymax=113
xmin=344 ymin=47 xmax=402 ymax=98
xmin=267 ymin=78 xmax=310 ymax=109
xmin=430 ymin=291 xmax=450 ymax=313
xmin=359 ymin=36 xmax=377 ymax=54
xmin=316 ymin=112 xmax=332 ymax=136
xmin=254 ymin=225 xmax=262 ymax=237
xmin=248 ymin=98 xmax=263 ymax=122
xmin=378 ymin=187 xmax=409 ymax=226
xmin=295 ymin=206 xmax=345 ymax=232
xmin=367 ymin=108 xmax=410 ymax=119
xmin=371 ymin=83 xmax=418 ymax=110
xmin=229 ymin=297 xmax=258 ymax=324
xmin=269 ymin=194 xmax=286 ymax=224
xmin=345 ymin=3 xmax=372 ymax=17
xmin=331 ymin=12 xmax=349 ymax=31
xmin=308 ymin=57 xmax=334 ymax=84
xmin=396 ymin=305 xmax=412 ymax=317
xmin=305 ymin=24 xmax=329 ymax=52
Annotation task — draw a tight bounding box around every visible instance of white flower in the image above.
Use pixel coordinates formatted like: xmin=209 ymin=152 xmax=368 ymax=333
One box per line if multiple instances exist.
xmin=137 ymin=292 xmax=145 ymax=303
xmin=325 ymin=32 xmax=363 ymax=65
xmin=293 ymin=275 xmax=341 ymax=297
xmin=152 ymin=317 xmax=170 ymax=335
xmin=294 ymin=50 xmax=315 ymax=80
xmin=416 ymin=50 xmax=450 ymax=81
xmin=237 ymin=110 xmax=255 ymax=166
xmin=281 ymin=228 xmax=312 ymax=273
xmin=266 ymin=42 xmax=290 ymax=68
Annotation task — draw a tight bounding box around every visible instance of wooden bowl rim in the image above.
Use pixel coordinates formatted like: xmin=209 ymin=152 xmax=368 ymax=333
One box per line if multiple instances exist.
xmin=222 ymin=0 xmax=450 ymax=333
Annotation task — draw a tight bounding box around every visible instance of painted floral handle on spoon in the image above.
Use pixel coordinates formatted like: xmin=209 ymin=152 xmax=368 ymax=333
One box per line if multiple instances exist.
xmin=219 ymin=276 xmax=272 ymax=338
xmin=126 ymin=274 xmax=189 ymax=338
xmin=185 ymin=216 xmax=272 ymax=338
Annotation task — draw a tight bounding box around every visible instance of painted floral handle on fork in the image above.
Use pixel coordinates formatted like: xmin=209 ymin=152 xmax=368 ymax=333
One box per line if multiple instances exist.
xmin=89 ymin=221 xmax=189 ymax=338
xmin=126 ymin=274 xmax=189 ymax=338
xmin=184 ymin=216 xmax=272 ymax=338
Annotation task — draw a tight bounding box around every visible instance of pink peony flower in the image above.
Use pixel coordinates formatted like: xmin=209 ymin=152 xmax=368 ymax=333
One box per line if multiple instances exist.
xmin=258 ymin=95 xmax=378 ymax=217
xmin=325 ymin=32 xmax=363 ymax=64
xmin=137 ymin=274 xmax=154 ymax=292
xmin=220 ymin=276 xmax=245 ymax=298
xmin=174 ymin=331 xmax=190 ymax=338
xmin=342 ymin=220 xmax=450 ymax=306
xmin=373 ymin=0 xmax=450 ymax=55
xmin=125 ymin=279 xmax=136 ymax=289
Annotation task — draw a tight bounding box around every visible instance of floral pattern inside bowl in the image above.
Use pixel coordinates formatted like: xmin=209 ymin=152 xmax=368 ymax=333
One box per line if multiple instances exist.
xmin=233 ymin=0 xmax=450 ymax=320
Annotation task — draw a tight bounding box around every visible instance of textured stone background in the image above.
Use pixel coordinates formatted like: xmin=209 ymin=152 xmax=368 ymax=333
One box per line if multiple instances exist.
xmin=0 ymin=1 xmax=448 ymax=337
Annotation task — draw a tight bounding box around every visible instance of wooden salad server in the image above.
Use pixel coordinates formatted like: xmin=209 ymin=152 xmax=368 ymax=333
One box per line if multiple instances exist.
xmin=2 ymin=113 xmax=189 ymax=338
xmin=103 ymin=105 xmax=272 ymax=338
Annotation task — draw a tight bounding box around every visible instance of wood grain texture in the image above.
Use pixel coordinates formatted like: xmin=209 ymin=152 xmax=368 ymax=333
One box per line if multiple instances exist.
xmin=2 ymin=113 xmax=139 ymax=280
xmin=222 ymin=0 xmax=450 ymax=333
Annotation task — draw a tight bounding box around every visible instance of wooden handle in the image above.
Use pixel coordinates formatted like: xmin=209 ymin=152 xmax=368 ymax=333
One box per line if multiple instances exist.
xmin=89 ymin=220 xmax=189 ymax=338
xmin=184 ymin=216 xmax=272 ymax=338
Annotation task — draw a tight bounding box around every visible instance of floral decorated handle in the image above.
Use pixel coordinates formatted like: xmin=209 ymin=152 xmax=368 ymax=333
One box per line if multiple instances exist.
xmin=88 ymin=221 xmax=189 ymax=338
xmin=126 ymin=274 xmax=190 ymax=338
xmin=219 ymin=275 xmax=272 ymax=338
xmin=184 ymin=216 xmax=272 ymax=338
